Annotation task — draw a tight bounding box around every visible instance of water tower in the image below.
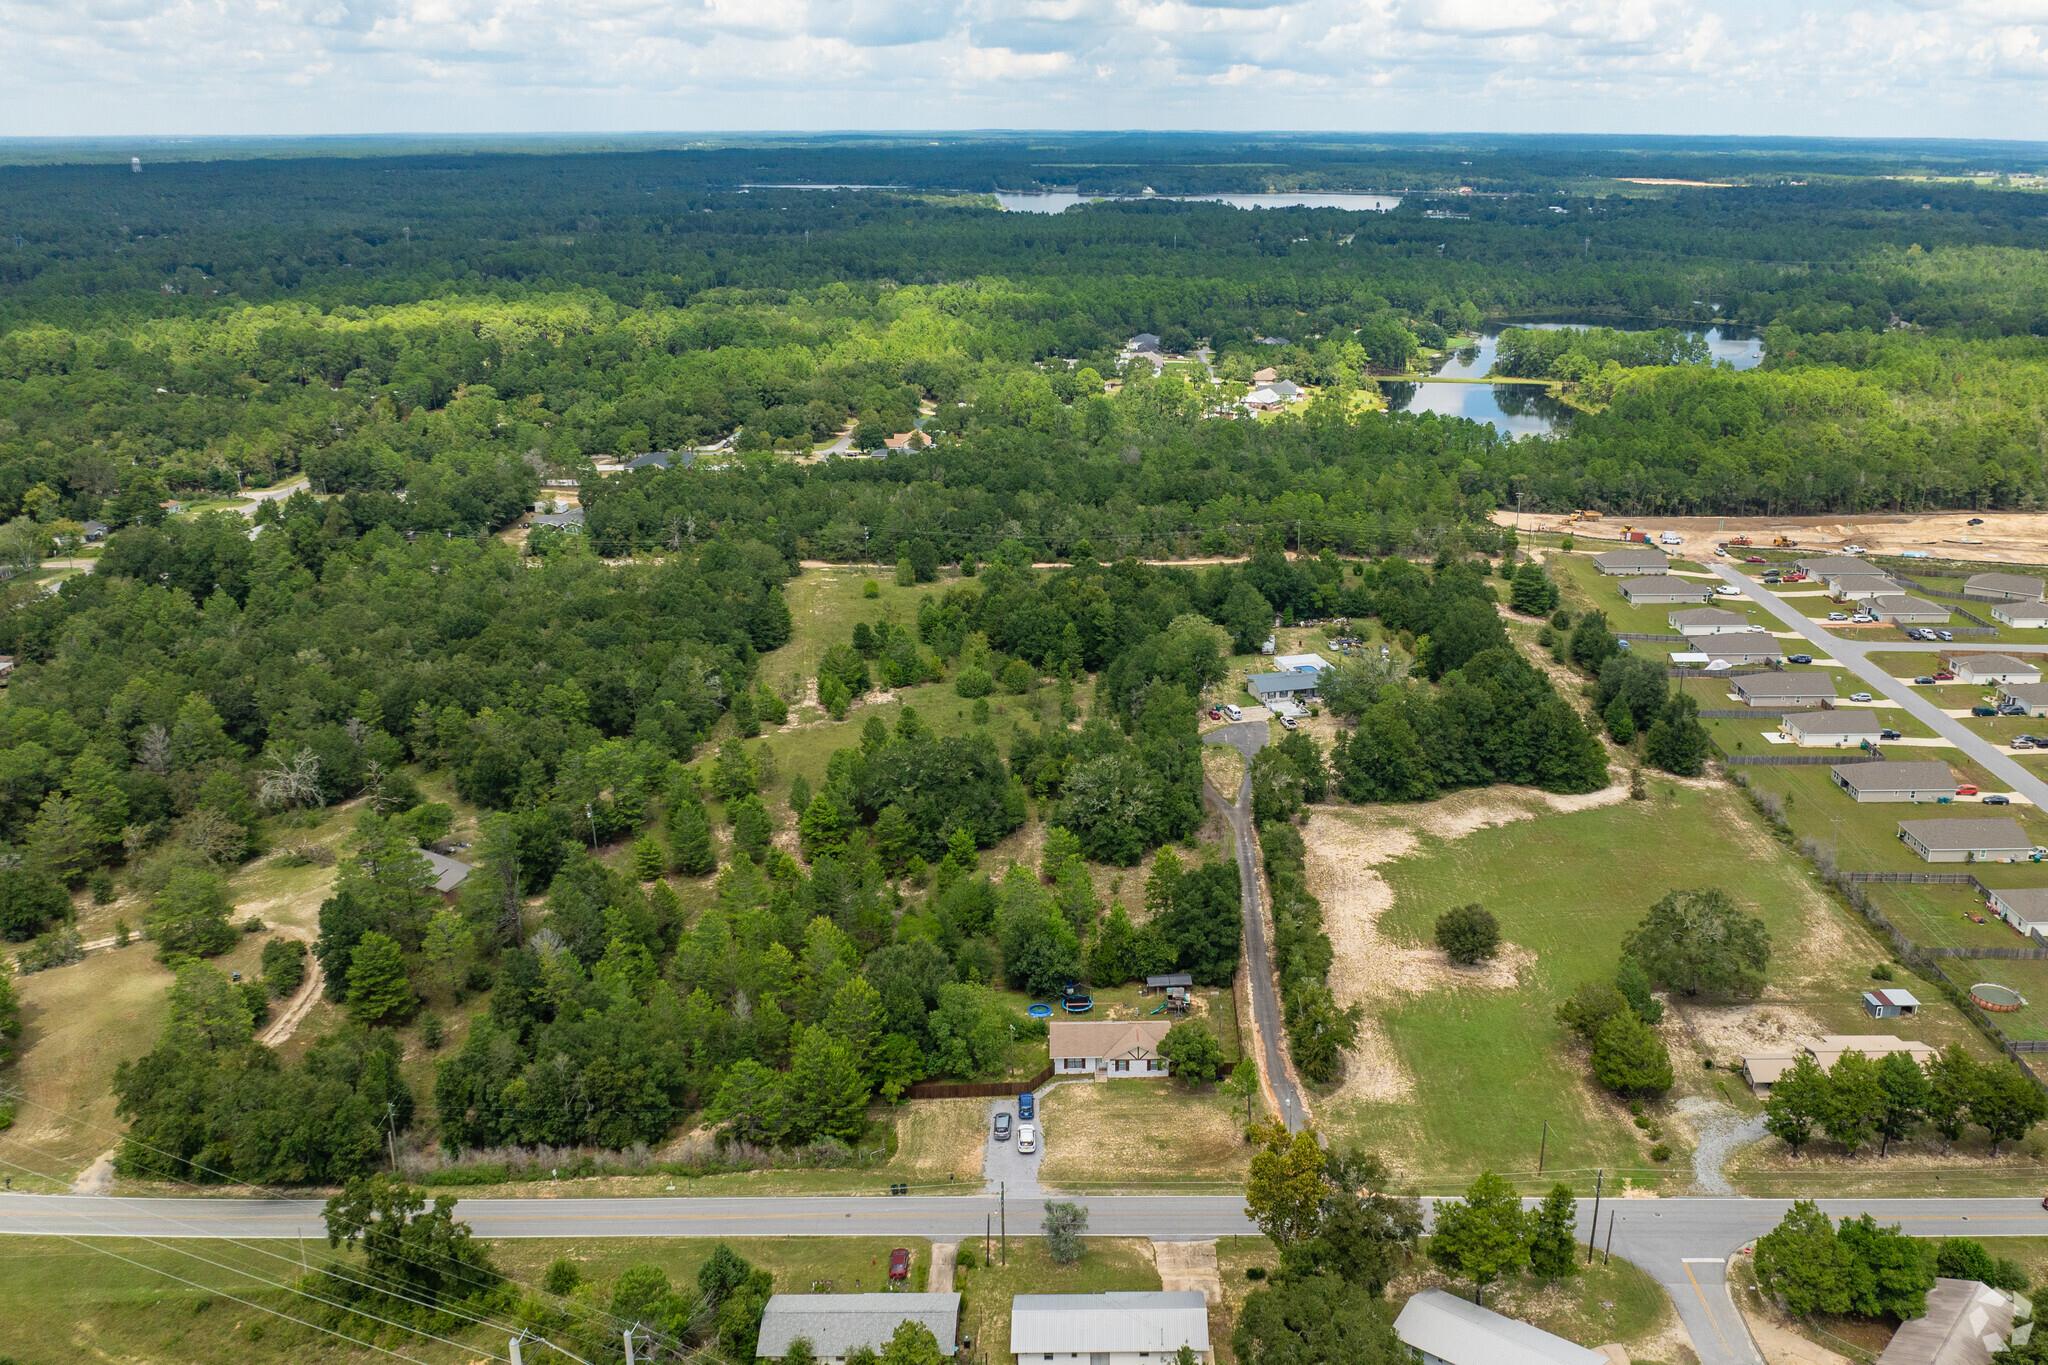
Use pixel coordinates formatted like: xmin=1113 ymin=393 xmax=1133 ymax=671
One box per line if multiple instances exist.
xmin=131 ymin=157 xmax=142 ymax=173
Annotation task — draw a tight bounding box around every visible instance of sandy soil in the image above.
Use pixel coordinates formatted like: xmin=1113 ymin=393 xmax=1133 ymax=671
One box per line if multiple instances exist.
xmin=1153 ymin=1239 xmax=1222 ymax=1304
xmin=1680 ymin=1004 xmax=1830 ymax=1061
xmin=1494 ymin=509 xmax=2048 ymax=567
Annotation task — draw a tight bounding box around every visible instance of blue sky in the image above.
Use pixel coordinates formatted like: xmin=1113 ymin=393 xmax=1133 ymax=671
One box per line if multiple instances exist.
xmin=2 ymin=0 xmax=2042 ymax=139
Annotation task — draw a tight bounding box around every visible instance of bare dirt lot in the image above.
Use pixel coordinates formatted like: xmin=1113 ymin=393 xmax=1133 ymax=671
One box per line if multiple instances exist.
xmin=1491 ymin=509 xmax=2048 ymax=567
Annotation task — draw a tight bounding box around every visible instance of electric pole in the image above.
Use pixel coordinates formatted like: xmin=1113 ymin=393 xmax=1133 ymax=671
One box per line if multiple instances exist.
xmin=1586 ymin=1169 xmax=1603 ymax=1261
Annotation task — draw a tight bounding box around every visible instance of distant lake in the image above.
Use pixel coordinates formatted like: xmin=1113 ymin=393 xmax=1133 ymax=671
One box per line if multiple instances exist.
xmin=992 ymin=192 xmax=1402 ymax=214
xmin=1430 ymin=317 xmax=1764 ymax=380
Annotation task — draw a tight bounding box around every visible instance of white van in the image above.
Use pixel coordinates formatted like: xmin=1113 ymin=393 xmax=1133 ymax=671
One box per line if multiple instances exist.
xmin=1659 ymin=531 xmax=1682 ymax=545
xmin=1221 ymin=703 xmax=1243 ymax=722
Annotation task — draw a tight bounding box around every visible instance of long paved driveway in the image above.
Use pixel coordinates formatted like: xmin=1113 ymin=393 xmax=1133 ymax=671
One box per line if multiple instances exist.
xmin=1713 ymin=565 xmax=2048 ymax=808
xmin=1202 ymin=720 xmax=1310 ymax=1132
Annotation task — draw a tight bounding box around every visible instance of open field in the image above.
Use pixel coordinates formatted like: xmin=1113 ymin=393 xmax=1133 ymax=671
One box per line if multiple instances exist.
xmin=1036 ymin=1078 xmax=1253 ymax=1189
xmin=1497 ymin=511 xmax=2048 ymax=569
xmin=956 ymin=1236 xmax=1162 ymax=1364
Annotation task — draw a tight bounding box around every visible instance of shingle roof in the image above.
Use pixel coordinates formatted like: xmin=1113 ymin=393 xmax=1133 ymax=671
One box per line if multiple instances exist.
xmin=1783 ymin=711 xmax=1885 ymax=734
xmin=1991 ymin=888 xmax=2048 ymax=918
xmin=1952 ymin=654 xmax=2038 ymax=676
xmin=1011 ymin=1293 xmax=1209 ymax=1356
xmin=756 ymin=1294 xmax=959 ymax=1360
xmin=1732 ymin=672 xmax=1837 ymax=698
xmin=1876 ymin=1279 xmax=2015 ymax=1365
xmin=1620 ymin=575 xmax=1709 ymax=597
xmin=1869 ymin=595 xmax=1949 ymax=618
xmin=1798 ymin=556 xmax=1876 ymax=574
xmin=1594 ymin=546 xmax=1668 ymax=566
xmin=1833 ymin=761 xmax=1958 ymax=791
xmin=1968 ymin=573 xmax=2045 ymax=600
xmin=1393 ymin=1289 xmax=1608 ymax=1365
xmin=1046 ymin=1019 xmax=1171 ymax=1058
xmin=1897 ymin=817 xmax=2033 ymax=852
xmin=1671 ymin=608 xmax=1750 ymax=628
xmin=419 ymin=850 xmax=475 ymax=895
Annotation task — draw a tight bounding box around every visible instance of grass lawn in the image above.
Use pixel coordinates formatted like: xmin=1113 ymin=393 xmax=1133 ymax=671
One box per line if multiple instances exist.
xmin=764 ymin=564 xmax=955 ymax=701
xmin=1941 ymin=957 xmax=2048 ymax=1043
xmin=1036 ymin=1078 xmax=1255 ymax=1189
xmin=956 ymin=1236 xmax=1161 ymax=1363
xmin=1702 ymin=706 xmax=1937 ymax=755
xmin=1549 ymin=553 xmax=1746 ymax=637
xmin=1393 ymin=1254 xmax=1677 ymax=1359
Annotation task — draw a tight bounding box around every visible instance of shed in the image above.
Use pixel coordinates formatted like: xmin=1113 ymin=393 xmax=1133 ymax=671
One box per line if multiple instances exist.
xmin=1993 ymin=603 xmax=2048 ymax=629
xmin=1998 ymin=683 xmax=2048 ymax=716
xmin=1869 ymin=595 xmax=1951 ymax=624
xmin=418 ymin=850 xmax=476 ymax=902
xmin=757 ymin=1293 xmax=960 ymax=1365
xmin=1048 ymin=1020 xmax=1172 ymax=1079
xmin=1874 ymin=1279 xmax=2016 ymax=1365
xmin=1897 ymin=817 xmax=2035 ymax=864
xmin=1669 ymin=608 xmax=1754 ymax=637
xmin=1392 ymin=1288 xmax=1609 ymax=1365
xmin=1593 ymin=547 xmax=1670 ymax=576
xmin=1619 ymin=575 xmax=1712 ymax=605
xmin=1948 ymin=654 xmax=2042 ymax=686
xmin=1144 ymin=973 xmax=1195 ymax=990
xmin=1731 ymin=673 xmax=1836 ymax=708
xmin=1863 ymin=988 xmax=1921 ymax=1019
xmin=1011 ymin=1292 xmax=1209 ymax=1365
xmin=1832 ymin=761 xmax=1962 ymax=803
xmin=1781 ymin=711 xmax=1885 ymax=747
xmin=1987 ymin=887 xmax=2048 ymax=936
xmin=1967 ymin=573 xmax=2046 ymax=602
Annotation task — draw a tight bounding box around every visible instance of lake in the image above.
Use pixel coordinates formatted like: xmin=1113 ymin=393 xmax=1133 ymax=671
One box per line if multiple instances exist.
xmin=992 ymin=191 xmax=1402 ymax=214
xmin=1430 ymin=318 xmax=1764 ymax=379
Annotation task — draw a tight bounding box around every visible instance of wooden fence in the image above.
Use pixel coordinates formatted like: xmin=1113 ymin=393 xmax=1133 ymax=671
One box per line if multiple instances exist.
xmin=902 ymin=1063 xmax=1054 ymax=1101
xmin=1723 ymin=753 xmax=1882 ymax=767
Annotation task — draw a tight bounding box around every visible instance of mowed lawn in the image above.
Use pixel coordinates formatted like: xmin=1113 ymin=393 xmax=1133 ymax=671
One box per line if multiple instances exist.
xmin=1324 ymin=783 xmax=1878 ymax=1191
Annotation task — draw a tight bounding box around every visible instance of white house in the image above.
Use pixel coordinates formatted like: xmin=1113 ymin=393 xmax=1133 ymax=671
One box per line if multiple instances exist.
xmin=1948 ymin=654 xmax=2042 ymax=686
xmin=1392 ymin=1289 xmax=1609 ymax=1365
xmin=1966 ymin=573 xmax=2045 ymax=602
xmin=1048 ymin=1020 xmax=1172 ymax=1079
xmin=1593 ymin=547 xmax=1669 ymax=576
xmin=1830 ymin=575 xmax=1907 ymax=602
xmin=1011 ymin=1292 xmax=1209 ymax=1365
xmin=1897 ymin=817 xmax=2035 ymax=864
xmin=1670 ymin=608 xmax=1754 ymax=637
xmin=1999 ymin=683 xmax=2048 ymax=716
xmin=1993 ymin=602 xmax=2048 ymax=629
xmin=1831 ymin=761 xmax=1963 ymax=803
xmin=1987 ymin=887 xmax=2048 ymax=937
xmin=757 ymin=1294 xmax=959 ymax=1365
xmin=1618 ymin=575 xmax=1712 ymax=605
xmin=1781 ymin=711 xmax=1886 ymax=747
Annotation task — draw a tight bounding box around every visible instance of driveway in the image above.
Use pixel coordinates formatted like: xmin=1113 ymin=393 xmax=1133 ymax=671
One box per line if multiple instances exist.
xmin=1712 ymin=566 xmax=2048 ymax=807
xmin=1202 ymin=720 xmax=1311 ymax=1132
xmin=981 ymin=1094 xmax=1042 ymax=1195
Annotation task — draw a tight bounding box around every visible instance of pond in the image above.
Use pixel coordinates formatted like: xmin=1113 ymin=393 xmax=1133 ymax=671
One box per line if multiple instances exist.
xmin=992 ymin=191 xmax=1402 ymax=214
xmin=1430 ymin=317 xmax=1764 ymax=379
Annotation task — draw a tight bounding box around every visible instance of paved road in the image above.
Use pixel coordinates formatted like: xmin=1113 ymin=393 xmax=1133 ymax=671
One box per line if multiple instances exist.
xmin=1713 ymin=566 xmax=2048 ymax=807
xmin=236 ymin=478 xmax=309 ymax=515
xmin=1202 ymin=720 xmax=1310 ymax=1132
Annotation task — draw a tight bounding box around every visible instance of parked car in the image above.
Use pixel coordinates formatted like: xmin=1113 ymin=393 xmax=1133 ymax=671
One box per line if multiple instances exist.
xmin=1880 ymin=729 xmax=1902 ymax=740
xmin=1018 ymin=1092 xmax=1035 ymax=1120
xmin=2003 ymin=704 xmax=2028 ymax=716
xmin=1915 ymin=676 xmax=1936 ymax=685
xmin=1938 ymin=630 xmax=1955 ymax=642
xmin=1208 ymin=707 xmax=1222 ymax=720
xmin=1016 ymin=1123 xmax=1038 ymax=1154
xmin=1935 ymin=671 xmax=1955 ymax=681
xmin=1850 ymin=692 xmax=1873 ymax=702
xmin=1221 ymin=703 xmax=1243 ymax=721
xmin=1828 ymin=612 xmax=1849 ymax=621
xmin=2014 ymin=739 xmax=2035 ymax=750
xmin=1852 ymin=614 xmax=1876 ymax=624
xmin=1957 ymin=785 xmax=1980 ymax=796
xmin=993 ymin=1112 xmax=1011 ymax=1142
xmin=1745 ymin=556 xmax=1767 ymax=564
xmin=1280 ymin=715 xmax=1298 ymax=731
xmin=1715 ymin=584 xmax=1741 ymax=596
xmin=889 ymin=1248 xmax=911 ymax=1282
xmin=1987 ymin=795 xmax=2013 ymax=805
xmin=1974 ymin=706 xmax=2000 ymax=716
xmin=1789 ymin=654 xmax=1813 ymax=664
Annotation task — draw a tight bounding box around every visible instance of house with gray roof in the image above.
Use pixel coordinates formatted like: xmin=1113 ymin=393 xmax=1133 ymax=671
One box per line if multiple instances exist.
xmin=1012 ymin=1292 xmax=1208 ymax=1364
xmin=1670 ymin=608 xmax=1755 ymax=637
xmin=1967 ymin=573 xmax=2045 ymax=602
xmin=1246 ymin=673 xmax=1320 ymax=707
xmin=758 ymin=1294 xmax=959 ymax=1365
xmin=1781 ymin=711 xmax=1887 ymax=746
xmin=1797 ymin=555 xmax=1877 ymax=578
xmin=1730 ymin=672 xmax=1835 ymax=708
xmin=1869 ymin=595 xmax=1950 ymax=624
xmin=419 ymin=850 xmax=476 ymax=902
xmin=1830 ymin=575 xmax=1907 ymax=601
xmin=1593 ymin=546 xmax=1669 ymax=576
xmin=530 ymin=507 xmax=585 ymax=532
xmin=1998 ymin=683 xmax=2048 ymax=716
xmin=1832 ymin=761 xmax=1962 ymax=802
xmin=1993 ymin=601 xmax=2048 ymax=629
xmin=1949 ymin=654 xmax=2041 ymax=686
xmin=1897 ymin=817 xmax=2036 ymax=863
xmin=1874 ymin=1279 xmax=2018 ymax=1365
xmin=1674 ymin=645 xmax=1786 ymax=667
xmin=1619 ymin=575 xmax=1711 ymax=605
xmin=1393 ymin=1288 xmax=1607 ymax=1365
xmin=1987 ymin=887 xmax=2048 ymax=937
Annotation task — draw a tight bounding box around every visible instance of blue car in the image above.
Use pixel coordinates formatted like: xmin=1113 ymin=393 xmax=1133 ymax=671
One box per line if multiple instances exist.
xmin=1018 ymin=1092 xmax=1036 ymax=1121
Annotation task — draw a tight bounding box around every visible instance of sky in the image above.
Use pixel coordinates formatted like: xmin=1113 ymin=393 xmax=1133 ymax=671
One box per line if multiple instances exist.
xmin=2 ymin=0 xmax=2045 ymax=140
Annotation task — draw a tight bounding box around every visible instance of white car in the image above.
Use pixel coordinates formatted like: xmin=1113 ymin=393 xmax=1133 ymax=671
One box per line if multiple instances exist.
xmin=1849 ymin=692 xmax=1873 ymax=702
xmin=1828 ymin=612 xmax=1849 ymax=621
xmin=1715 ymin=584 xmax=1741 ymax=596
xmin=1852 ymin=614 xmax=1875 ymax=624
xmin=1016 ymin=1123 xmax=1037 ymax=1154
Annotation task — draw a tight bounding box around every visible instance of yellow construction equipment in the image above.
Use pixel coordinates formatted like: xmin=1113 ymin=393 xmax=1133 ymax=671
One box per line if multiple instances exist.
xmin=1772 ymin=535 xmax=1798 ymax=548
xmin=1579 ymin=510 xmax=1603 ymax=520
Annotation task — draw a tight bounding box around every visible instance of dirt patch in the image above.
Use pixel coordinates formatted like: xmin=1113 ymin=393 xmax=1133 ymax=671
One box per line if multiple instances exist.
xmin=886 ymin=1099 xmax=991 ymax=1184
xmin=1680 ymin=1003 xmax=1829 ymax=1061
xmin=1494 ymin=509 xmax=2048 ymax=567
xmin=1036 ymin=1082 xmax=1249 ymax=1184
xmin=1153 ymin=1239 xmax=1221 ymax=1304
xmin=1201 ymin=745 xmax=1246 ymax=798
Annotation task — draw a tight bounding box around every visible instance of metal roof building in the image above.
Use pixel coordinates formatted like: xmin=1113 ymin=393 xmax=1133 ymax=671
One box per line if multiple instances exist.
xmin=757 ymin=1293 xmax=959 ymax=1364
xmin=1392 ymin=1288 xmax=1609 ymax=1365
xmin=1011 ymin=1291 xmax=1210 ymax=1364
xmin=1875 ymin=1279 xmax=2018 ymax=1365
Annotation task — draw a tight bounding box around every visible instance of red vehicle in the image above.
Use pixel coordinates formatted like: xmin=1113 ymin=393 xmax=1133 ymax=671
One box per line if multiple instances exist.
xmin=1208 ymin=707 xmax=1222 ymax=720
xmin=1957 ymin=785 xmax=1980 ymax=797
xmin=1744 ymin=556 xmax=1767 ymax=564
xmin=1782 ymin=572 xmax=1807 ymax=582
xmin=1934 ymin=671 xmax=1955 ymax=681
xmin=889 ymin=1248 xmax=910 ymax=1282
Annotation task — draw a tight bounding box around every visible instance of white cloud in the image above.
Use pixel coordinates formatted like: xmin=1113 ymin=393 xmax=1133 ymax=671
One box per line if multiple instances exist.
xmin=0 ymin=0 xmax=2041 ymax=135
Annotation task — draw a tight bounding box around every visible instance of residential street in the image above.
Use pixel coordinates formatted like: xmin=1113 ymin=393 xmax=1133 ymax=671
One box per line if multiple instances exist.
xmin=1711 ymin=565 xmax=2048 ymax=807
xmin=1202 ymin=720 xmax=1311 ymax=1132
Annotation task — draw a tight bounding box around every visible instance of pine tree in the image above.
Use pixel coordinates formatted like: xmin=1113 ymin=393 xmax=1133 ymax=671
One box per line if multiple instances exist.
xmin=789 ymin=773 xmax=813 ymax=815
xmin=1590 ymin=1010 xmax=1673 ymax=1096
xmin=64 ymin=750 xmax=129 ymax=861
xmin=344 ymin=931 xmax=413 ymax=1025
xmin=1874 ymin=1050 xmax=1930 ymax=1156
xmin=799 ymin=793 xmax=849 ymax=863
xmin=786 ymin=1025 xmax=870 ymax=1142
xmin=1527 ymin=1183 xmax=1581 ymax=1280
xmin=632 ymin=835 xmax=666 ymax=881
xmin=731 ymin=796 xmax=773 ymax=864
xmin=670 ymin=798 xmax=716 ymax=877
xmin=731 ymin=688 xmax=759 ymax=738
xmin=757 ymin=684 xmax=789 ymax=727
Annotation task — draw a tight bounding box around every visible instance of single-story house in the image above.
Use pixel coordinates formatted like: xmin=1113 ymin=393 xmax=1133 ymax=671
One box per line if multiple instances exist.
xmin=757 ymin=1293 xmax=960 ymax=1365
xmin=1593 ymin=547 xmax=1670 ymax=576
xmin=1245 ymin=382 xmax=1302 ymax=409
xmin=1674 ymin=646 xmax=1786 ymax=667
xmin=1670 ymin=607 xmax=1754 ymax=637
xmin=1832 ymin=761 xmax=1962 ymax=802
xmin=1986 ymin=887 xmax=2048 ymax=936
xmin=1898 ymin=817 xmax=2036 ymax=864
xmin=1252 ymin=366 xmax=1278 ymax=384
xmin=1993 ymin=602 xmax=2048 ymax=629
xmin=1742 ymin=1035 xmax=1936 ymax=1092
xmin=1781 ymin=711 xmax=1886 ymax=747
xmin=1012 ymin=1292 xmax=1209 ymax=1365
xmin=1830 ymin=575 xmax=1907 ymax=601
xmin=1272 ymin=653 xmax=1332 ymax=673
xmin=627 ymin=449 xmax=692 ymax=472
xmin=1797 ymin=555 xmax=1877 ymax=578
xmin=80 ymin=520 xmax=108 ymax=542
xmin=1948 ymin=654 xmax=2042 ymax=686
xmin=1967 ymin=573 xmax=2046 ymax=603
xmin=1619 ymin=575 xmax=1712 ymax=605
xmin=531 ymin=507 xmax=585 ymax=532
xmin=1999 ymin=682 xmax=2048 ymax=716
xmin=1247 ymin=673 xmax=1319 ymax=709
xmin=1126 ymin=333 xmax=1163 ymax=355
xmin=1392 ymin=1288 xmax=1609 ymax=1365
xmin=1875 ymin=1279 xmax=2018 ymax=1365
xmin=419 ymin=850 xmax=476 ymax=903
xmin=884 ymin=430 xmax=928 ymax=452
xmin=1731 ymin=673 xmax=1836 ymax=708
xmin=1863 ymin=988 xmax=1921 ymax=1019
xmin=1049 ymin=1020 xmax=1173 ymax=1079
xmin=1869 ymin=595 xmax=1951 ymax=624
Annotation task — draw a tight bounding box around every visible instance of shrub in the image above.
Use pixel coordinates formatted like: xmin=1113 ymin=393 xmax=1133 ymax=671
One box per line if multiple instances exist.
xmin=1434 ymin=903 xmax=1499 ymax=964
xmin=16 ymin=925 xmax=85 ymax=973
xmin=954 ymin=665 xmax=994 ymax=699
xmin=862 ymin=580 xmax=880 ymax=599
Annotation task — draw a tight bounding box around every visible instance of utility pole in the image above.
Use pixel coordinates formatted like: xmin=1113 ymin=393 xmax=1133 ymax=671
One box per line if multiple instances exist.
xmin=1586 ymin=1170 xmax=1603 ymax=1262
xmin=1001 ymin=1181 xmax=1007 ymax=1265
xmin=585 ymin=802 xmax=598 ymax=849
xmin=623 ymin=1327 xmax=638 ymax=1365
xmin=1537 ymin=1120 xmax=1548 ymax=1176
xmin=510 ymin=1337 xmax=524 ymax=1365
xmin=1604 ymin=1210 xmax=1615 ymax=1265
xmin=385 ymin=1102 xmax=399 ymax=1170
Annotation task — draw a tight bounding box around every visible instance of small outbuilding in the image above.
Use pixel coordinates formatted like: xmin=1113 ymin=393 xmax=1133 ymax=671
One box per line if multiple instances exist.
xmin=1619 ymin=575 xmax=1712 ymax=604
xmin=1593 ymin=547 xmax=1670 ymax=576
xmin=1832 ymin=761 xmax=1962 ymax=802
xmin=757 ymin=1293 xmax=960 ymax=1365
xmin=1862 ymin=988 xmax=1921 ymax=1019
xmin=1781 ymin=711 xmax=1886 ymax=747
xmin=1897 ymin=817 xmax=2036 ymax=864
xmin=1272 ymin=653 xmax=1332 ymax=673
xmin=1967 ymin=573 xmax=2046 ymax=602
xmin=1392 ymin=1288 xmax=1610 ymax=1365
xmin=1011 ymin=1292 xmax=1209 ymax=1365
xmin=1948 ymin=654 xmax=2042 ymax=686
xmin=418 ymin=850 xmax=476 ymax=903
xmin=1670 ymin=607 xmax=1754 ymax=637
xmin=1731 ymin=673 xmax=1836 ymax=708
xmin=1987 ymin=887 xmax=2048 ymax=936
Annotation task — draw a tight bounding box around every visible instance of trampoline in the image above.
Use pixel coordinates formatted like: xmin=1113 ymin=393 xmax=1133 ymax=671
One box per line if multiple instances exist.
xmin=1971 ymin=982 xmax=2027 ymax=1013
